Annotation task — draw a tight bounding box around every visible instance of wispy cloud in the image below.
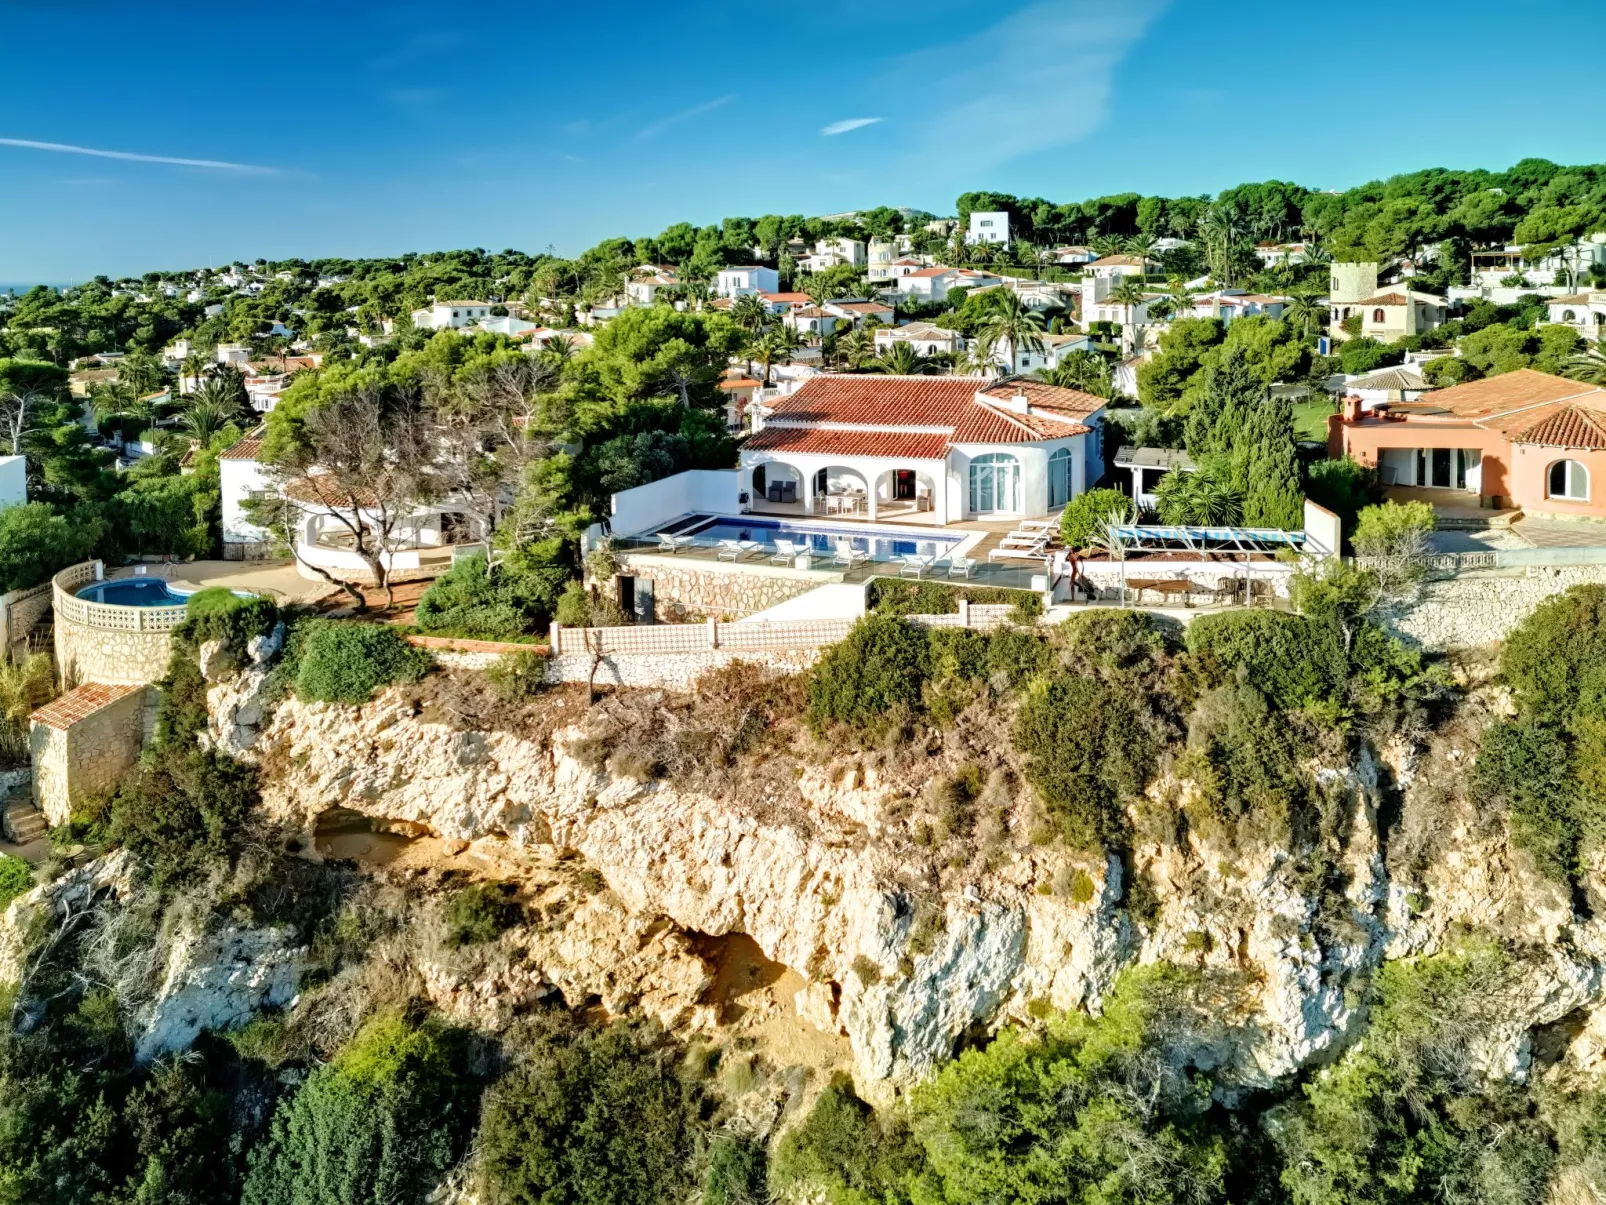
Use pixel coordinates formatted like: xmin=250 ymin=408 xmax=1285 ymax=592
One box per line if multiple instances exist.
xmin=893 ymin=0 xmax=1169 ymax=168
xmin=821 ymin=117 xmax=883 ymax=136
xmin=0 ymin=137 xmax=277 ymax=174
xmin=636 ymin=94 xmax=735 ymax=140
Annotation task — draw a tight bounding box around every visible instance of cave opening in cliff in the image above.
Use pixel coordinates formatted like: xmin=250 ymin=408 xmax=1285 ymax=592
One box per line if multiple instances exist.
xmin=312 ymin=807 xmax=431 ymax=865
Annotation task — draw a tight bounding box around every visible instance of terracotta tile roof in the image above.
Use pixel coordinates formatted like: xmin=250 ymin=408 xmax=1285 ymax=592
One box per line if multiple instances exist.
xmin=1348 ymin=366 xmax=1433 ymax=392
xmin=219 ymin=428 xmax=267 ymax=460
xmin=1355 ymin=293 xmax=1411 ymax=307
xmin=762 ymin=374 xmax=1101 ymax=447
xmin=830 ymin=301 xmax=894 ymax=313
xmin=905 ymin=266 xmax=958 ymax=279
xmin=761 ymin=292 xmax=812 ymax=304
xmin=1508 ymin=403 xmax=1606 ymax=450
xmin=718 ymin=377 xmax=760 ymax=390
xmin=32 ymin=682 xmax=144 ymax=731
xmin=283 ymin=474 xmax=380 ymax=508
xmin=1425 ymin=370 xmax=1602 ymax=420
xmin=745 ymin=427 xmax=950 ymax=460
xmin=1091 ymin=255 xmax=1145 ymax=267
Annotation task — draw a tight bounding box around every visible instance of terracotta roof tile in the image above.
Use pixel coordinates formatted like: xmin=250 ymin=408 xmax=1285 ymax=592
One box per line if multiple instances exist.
xmin=283 ymin=474 xmax=380 ymax=508
xmin=762 ymin=375 xmax=1100 ymax=447
xmin=32 ymin=682 xmax=144 ymax=731
xmin=219 ymin=428 xmax=267 ymax=461
xmin=745 ymin=427 xmax=950 ymax=460
xmin=1428 ymin=370 xmax=1604 ymax=420
xmin=1510 ymin=403 xmax=1606 ymax=450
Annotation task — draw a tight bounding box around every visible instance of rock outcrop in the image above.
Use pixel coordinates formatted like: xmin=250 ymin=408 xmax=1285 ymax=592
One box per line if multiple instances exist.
xmin=198 ymin=664 xmax=1606 ymax=1097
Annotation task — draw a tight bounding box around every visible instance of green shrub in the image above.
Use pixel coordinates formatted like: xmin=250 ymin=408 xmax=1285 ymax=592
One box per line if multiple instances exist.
xmin=1009 ymin=592 xmax=1044 ymax=624
xmin=443 ymin=882 xmax=523 ymax=948
xmin=1474 ymin=718 xmax=1585 ymax=880
xmin=0 ymin=653 xmax=55 ymax=766
xmin=1186 ymin=610 xmax=1336 ymax=711
xmin=475 ymin=1018 xmax=701 ymax=1205
xmin=1352 ymin=499 xmax=1436 ymax=559
xmin=182 ymin=587 xmax=279 ymax=653
xmin=554 ymin=579 xmax=628 ymax=627
xmin=1059 ymin=487 xmax=1132 ymax=549
xmin=1013 ymin=673 xmax=1155 ymax=850
xmin=702 ymin=1133 xmax=768 ymax=1205
xmin=108 ymin=750 xmax=258 ymax=891
xmin=243 ymin=1012 xmax=475 ymax=1205
xmin=806 ymin=614 xmax=930 ymax=739
xmin=293 ymin=620 xmax=433 ymax=704
xmin=867 ymin=578 xmax=1041 ymax=615
xmin=0 ymin=854 xmax=32 ymax=908
xmin=770 ymin=1075 xmax=920 ymax=1205
xmin=1499 ymin=584 xmax=1606 ymax=726
xmin=1178 ymin=684 xmax=1311 ymax=847
xmin=414 ymin=544 xmax=571 ymax=641
xmin=1304 ymin=457 xmax=1377 ymax=530
xmin=485 ymin=650 xmax=549 ymax=701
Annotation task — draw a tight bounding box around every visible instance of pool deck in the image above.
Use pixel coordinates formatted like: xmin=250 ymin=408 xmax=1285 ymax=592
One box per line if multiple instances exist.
xmin=107 ymin=559 xmax=335 ymax=605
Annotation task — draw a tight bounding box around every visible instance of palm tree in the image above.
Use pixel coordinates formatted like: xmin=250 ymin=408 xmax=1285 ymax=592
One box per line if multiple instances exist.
xmin=1283 ymin=291 xmax=1327 ymax=340
xmin=1062 ymin=349 xmax=1113 ymax=397
xmin=976 ymin=290 xmax=1046 ymax=375
xmin=179 ymin=399 xmax=230 ymax=444
xmin=838 ymin=326 xmax=876 ymax=370
xmin=1108 ymin=276 xmax=1149 ymax=309
xmin=1198 ymin=205 xmax=1250 ymax=286
xmin=961 ymin=341 xmax=999 ymax=377
xmin=1154 ymin=467 xmax=1243 ymax=526
xmin=180 ymin=351 xmax=206 ymax=395
xmin=191 ymin=373 xmax=247 ymax=420
xmin=1089 ymin=234 xmax=1125 ymax=259
xmin=1564 ymin=345 xmax=1606 ymax=386
xmin=729 ymin=292 xmax=770 ymax=337
xmin=966 ymin=240 xmax=994 ymax=270
xmin=872 ymin=341 xmax=931 ymax=375
xmin=1122 ymin=236 xmax=1159 ymax=275
xmin=541 ymin=334 xmax=578 ymax=365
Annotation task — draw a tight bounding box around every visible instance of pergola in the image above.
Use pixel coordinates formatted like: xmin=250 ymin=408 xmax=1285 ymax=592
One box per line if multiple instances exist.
xmin=1100 ymin=524 xmax=1307 ymax=604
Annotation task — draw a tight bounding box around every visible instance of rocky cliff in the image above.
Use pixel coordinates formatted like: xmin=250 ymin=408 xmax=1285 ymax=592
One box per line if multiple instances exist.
xmin=194 ymin=655 xmax=1606 ymax=1100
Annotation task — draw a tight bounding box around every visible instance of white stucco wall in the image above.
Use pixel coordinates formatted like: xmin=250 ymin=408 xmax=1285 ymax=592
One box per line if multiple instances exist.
xmin=610 ymin=469 xmax=742 ymax=536
xmin=221 ymin=458 xmax=274 ymax=545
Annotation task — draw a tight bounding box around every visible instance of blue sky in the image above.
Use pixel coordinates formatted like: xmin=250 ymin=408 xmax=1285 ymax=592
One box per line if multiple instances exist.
xmin=2 ymin=0 xmax=1603 ymax=281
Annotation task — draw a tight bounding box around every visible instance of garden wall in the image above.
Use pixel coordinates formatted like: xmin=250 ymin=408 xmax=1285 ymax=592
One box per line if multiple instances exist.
xmin=54 ymin=611 xmax=175 ymax=688
xmin=616 ymin=553 xmax=843 ymax=620
xmin=1378 ymin=564 xmax=1606 ymax=651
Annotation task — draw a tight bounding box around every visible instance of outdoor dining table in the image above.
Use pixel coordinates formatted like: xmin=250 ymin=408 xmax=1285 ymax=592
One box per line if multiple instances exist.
xmin=1124 ymin=577 xmax=1198 ymax=605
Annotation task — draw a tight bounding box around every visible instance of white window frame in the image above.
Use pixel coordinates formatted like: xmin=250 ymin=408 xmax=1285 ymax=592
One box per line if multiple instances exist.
xmin=1549 ymin=459 xmax=1590 ymax=502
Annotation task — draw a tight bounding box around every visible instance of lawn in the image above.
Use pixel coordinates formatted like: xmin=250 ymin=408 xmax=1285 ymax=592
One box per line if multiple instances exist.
xmin=1291 ymin=396 xmax=1338 ymax=441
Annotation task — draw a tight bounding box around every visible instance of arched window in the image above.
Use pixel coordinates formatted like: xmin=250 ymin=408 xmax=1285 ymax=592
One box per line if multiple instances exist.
xmin=1564 ymin=310 xmax=1578 ymax=322
xmin=1595 ymin=312 xmax=1605 ymax=326
xmin=1047 ymin=447 xmax=1073 ymax=509
xmin=969 ymin=453 xmax=1021 ymax=514
xmin=1372 ymin=308 xmax=1386 ymax=323
xmin=1549 ymin=459 xmax=1590 ymax=501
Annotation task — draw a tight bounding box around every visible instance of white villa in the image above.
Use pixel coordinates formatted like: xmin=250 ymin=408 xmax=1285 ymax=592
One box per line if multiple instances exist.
xmin=738 ymin=374 xmax=1107 ymax=525
xmin=411 ymin=301 xmax=494 ymax=331
xmin=873 ymin=322 xmax=964 ymax=358
xmin=716 ymin=266 xmax=780 ymax=298
xmin=1545 ymin=291 xmax=1606 ymax=341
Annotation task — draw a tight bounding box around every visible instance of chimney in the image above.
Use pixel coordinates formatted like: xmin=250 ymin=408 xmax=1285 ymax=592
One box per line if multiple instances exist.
xmin=1006 ymin=390 xmax=1031 ymax=415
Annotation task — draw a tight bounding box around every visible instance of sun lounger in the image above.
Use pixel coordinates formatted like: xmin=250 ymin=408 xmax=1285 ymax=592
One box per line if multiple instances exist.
xmin=656 ymin=532 xmax=688 ymax=554
xmin=770 ymin=539 xmax=801 ymax=564
xmin=830 ymin=539 xmax=869 ymax=568
xmin=988 ymin=539 xmax=1048 ymax=562
xmin=947 ymin=555 xmax=975 ymax=579
xmin=717 ymin=539 xmax=762 ymax=561
xmin=897 ymin=554 xmax=936 ymax=579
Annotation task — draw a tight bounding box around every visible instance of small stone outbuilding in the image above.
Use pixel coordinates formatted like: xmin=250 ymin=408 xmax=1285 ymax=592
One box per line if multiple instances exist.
xmin=29 ymin=682 xmax=148 ymax=826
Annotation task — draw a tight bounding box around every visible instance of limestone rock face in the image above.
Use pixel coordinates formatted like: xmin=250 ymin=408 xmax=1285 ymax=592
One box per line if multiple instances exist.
xmin=235 ymin=680 xmax=1606 ymax=1097
xmin=0 ymin=851 xmax=136 ymax=988
xmin=132 ymin=924 xmax=304 ymax=1063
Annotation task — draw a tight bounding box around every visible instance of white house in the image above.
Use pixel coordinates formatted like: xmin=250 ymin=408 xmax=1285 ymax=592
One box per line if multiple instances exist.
xmin=892 ymin=267 xmax=1005 ymax=304
xmin=1188 ymin=290 xmax=1291 ymax=323
xmin=1254 ymin=242 xmax=1311 ymax=266
xmin=216 ymin=344 xmax=251 ymax=364
xmin=867 ymin=239 xmax=898 ymax=280
xmin=1342 ymin=365 xmax=1437 ymax=410
xmin=1545 ymin=291 xmax=1606 ymax=341
xmin=740 ymin=374 xmax=1107 ymax=525
xmin=874 ymin=322 xmax=965 ymax=358
xmin=716 ymin=266 xmax=780 ymax=298
xmin=1053 ymin=246 xmax=1097 ymax=265
xmin=824 ymin=299 xmax=896 ymax=328
xmin=968 ymin=211 xmax=1010 ymax=247
xmin=477 ymin=314 xmax=540 ymax=338
xmin=1086 ymin=255 xmax=1147 ymax=279
xmin=1472 ymin=235 xmax=1606 ymax=289
xmin=219 ymin=429 xmax=274 ymax=555
xmin=625 ymin=268 xmax=679 ymax=307
xmin=411 ymin=301 xmax=493 ymax=330
xmin=783 ymin=306 xmax=840 ymax=338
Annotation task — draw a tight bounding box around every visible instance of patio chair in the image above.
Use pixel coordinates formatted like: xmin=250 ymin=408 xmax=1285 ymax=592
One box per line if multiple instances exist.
xmin=947 ymin=555 xmax=975 ymax=579
xmin=830 ymin=539 xmax=869 ymax=569
xmin=770 ymin=538 xmax=801 ymax=564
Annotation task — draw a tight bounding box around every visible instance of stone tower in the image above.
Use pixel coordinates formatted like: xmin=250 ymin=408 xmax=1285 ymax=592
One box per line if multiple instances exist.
xmin=1329 ymin=262 xmax=1380 ymax=304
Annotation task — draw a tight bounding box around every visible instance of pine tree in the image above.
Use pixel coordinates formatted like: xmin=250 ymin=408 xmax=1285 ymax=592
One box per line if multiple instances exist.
xmin=1183 ymin=345 xmax=1260 ymax=462
xmin=1237 ymin=392 xmax=1304 ymax=529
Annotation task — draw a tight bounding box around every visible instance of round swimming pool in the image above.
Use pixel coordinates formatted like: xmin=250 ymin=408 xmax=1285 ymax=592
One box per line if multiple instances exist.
xmin=75 ymin=578 xmax=192 ymax=607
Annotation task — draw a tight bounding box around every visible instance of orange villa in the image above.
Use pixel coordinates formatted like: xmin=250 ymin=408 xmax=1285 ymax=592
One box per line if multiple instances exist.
xmin=1328 ymin=369 xmax=1606 ymax=520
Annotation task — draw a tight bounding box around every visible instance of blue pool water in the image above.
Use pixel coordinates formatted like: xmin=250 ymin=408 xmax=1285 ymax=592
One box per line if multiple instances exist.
xmin=682 ymin=518 xmax=959 ymax=562
xmin=77 ymin=578 xmax=192 ymax=607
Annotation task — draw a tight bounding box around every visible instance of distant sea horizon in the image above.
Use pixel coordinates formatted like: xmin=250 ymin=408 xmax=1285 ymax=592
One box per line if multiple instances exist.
xmin=0 ymin=282 xmax=73 ymax=293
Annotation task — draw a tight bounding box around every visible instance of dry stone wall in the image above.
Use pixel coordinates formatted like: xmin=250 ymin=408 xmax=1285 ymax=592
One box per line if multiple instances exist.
xmin=54 ymin=613 xmax=174 ymax=688
xmin=29 ymin=684 xmax=147 ymax=826
xmin=618 ymin=553 xmax=840 ymax=620
xmin=1378 ymin=564 xmax=1606 ymax=651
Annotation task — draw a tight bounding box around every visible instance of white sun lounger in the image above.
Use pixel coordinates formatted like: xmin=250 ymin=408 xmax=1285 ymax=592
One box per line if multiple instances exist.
xmin=831 ymin=540 xmax=869 ymax=568
xmin=988 ymin=539 xmax=1048 ymax=562
xmin=717 ymin=539 xmax=762 ymax=561
xmin=897 ymin=554 xmax=937 ymax=579
xmin=947 ymin=555 xmax=976 ymax=579
xmin=770 ymin=538 xmax=801 ymax=564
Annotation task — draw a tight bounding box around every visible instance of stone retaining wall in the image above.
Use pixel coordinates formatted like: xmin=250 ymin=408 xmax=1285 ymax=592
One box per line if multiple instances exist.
xmin=55 ymin=611 xmax=175 ymax=688
xmin=617 ymin=553 xmax=841 ymax=621
xmin=1378 ymin=564 xmax=1606 ymax=651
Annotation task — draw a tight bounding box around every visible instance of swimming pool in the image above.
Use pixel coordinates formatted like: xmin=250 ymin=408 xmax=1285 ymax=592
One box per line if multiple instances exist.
xmin=76 ymin=578 xmax=193 ymax=607
xmin=678 ymin=517 xmax=960 ymax=562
